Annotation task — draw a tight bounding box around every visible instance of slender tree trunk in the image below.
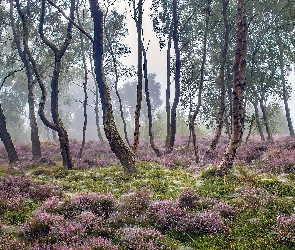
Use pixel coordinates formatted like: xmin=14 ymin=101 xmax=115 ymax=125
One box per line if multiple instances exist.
xmin=0 ymin=104 xmax=19 ymax=163
xmin=167 ymin=0 xmax=181 ymax=153
xmin=253 ymin=95 xmax=265 ymax=141
xmin=189 ymin=0 xmax=211 ymax=163
xmin=226 ymin=62 xmax=233 ymax=137
xmin=245 ymin=113 xmax=255 ymax=145
xmin=165 ymin=24 xmax=172 ymax=150
xmin=90 ymin=54 xmax=104 ymax=143
xmin=132 ymin=0 xmax=143 ymax=153
xmin=142 ymin=44 xmax=161 ymax=157
xmin=203 ymin=0 xmax=229 ymax=160
xmin=12 ymin=0 xmax=42 ymax=160
xmin=76 ymin=1 xmax=88 ymax=158
xmin=225 ymin=109 xmax=231 ymax=139
xmin=105 ymin=24 xmax=130 ymax=147
xmin=215 ymin=0 xmax=248 ymax=176
xmin=277 ymin=35 xmax=295 ymax=138
xmin=259 ymin=91 xmax=273 ymax=141
xmin=89 ymin=0 xmax=137 ymax=174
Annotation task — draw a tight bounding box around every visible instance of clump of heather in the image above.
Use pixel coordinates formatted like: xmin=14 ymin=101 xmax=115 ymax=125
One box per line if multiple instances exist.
xmin=147 ymin=188 xmax=233 ymax=235
xmin=177 ymin=187 xmax=201 ymax=210
xmin=110 ymin=188 xmax=151 ymax=228
xmin=260 ymin=147 xmax=295 ymax=173
xmin=118 ymin=188 xmax=151 ymax=217
xmin=275 ymin=213 xmax=295 ymax=244
xmin=0 ymin=176 xmax=62 ymax=217
xmin=235 ymin=140 xmax=269 ymax=164
xmin=19 ymin=210 xmax=88 ymax=245
xmin=18 ymin=211 xmax=63 ymax=242
xmin=77 ymin=211 xmax=112 ymax=238
xmin=40 ymin=193 xmax=117 ymax=219
xmin=147 ymin=200 xmax=185 ymax=232
xmin=62 ymin=192 xmax=117 ymax=218
xmin=0 ymin=237 xmax=27 ymax=250
xmin=116 ymin=227 xmax=172 ymax=250
xmin=33 ymin=236 xmax=119 ymax=250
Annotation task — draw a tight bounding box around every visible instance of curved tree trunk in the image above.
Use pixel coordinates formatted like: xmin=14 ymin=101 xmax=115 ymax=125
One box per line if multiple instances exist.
xmin=215 ymin=0 xmax=248 ymax=176
xmin=12 ymin=0 xmax=42 ymax=160
xmin=89 ymin=0 xmax=137 ymax=174
xmin=33 ymin=0 xmax=75 ymax=170
xmin=0 ymin=104 xmax=19 ymax=163
xmin=203 ymin=0 xmax=229 ymax=160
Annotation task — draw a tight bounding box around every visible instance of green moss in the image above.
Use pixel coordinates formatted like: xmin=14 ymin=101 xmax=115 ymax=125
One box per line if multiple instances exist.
xmin=255 ymin=178 xmax=295 ymax=197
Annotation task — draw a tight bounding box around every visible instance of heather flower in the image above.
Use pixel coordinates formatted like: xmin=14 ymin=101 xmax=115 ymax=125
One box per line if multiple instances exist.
xmin=62 ymin=192 xmax=117 ymax=218
xmin=49 ymin=220 xmax=86 ymax=244
xmin=177 ymin=187 xmax=201 ymax=210
xmin=147 ymin=200 xmax=186 ymax=231
xmin=116 ymin=227 xmax=172 ymax=250
xmin=119 ymin=188 xmax=151 ymax=216
xmin=77 ymin=211 xmax=112 ymax=238
xmin=193 ymin=211 xmax=230 ymax=234
xmin=0 ymin=237 xmax=27 ymax=250
xmin=213 ymin=201 xmax=235 ymax=220
xmin=275 ymin=213 xmax=295 ymax=243
xmin=18 ymin=211 xmax=64 ymax=242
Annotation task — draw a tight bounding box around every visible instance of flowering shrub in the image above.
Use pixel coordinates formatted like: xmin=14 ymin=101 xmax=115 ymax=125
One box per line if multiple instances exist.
xmin=32 ymin=237 xmax=119 ymax=250
xmin=62 ymin=192 xmax=117 ymax=218
xmin=177 ymin=187 xmax=201 ymax=210
xmin=275 ymin=213 xmax=295 ymax=244
xmin=0 ymin=237 xmax=26 ymax=250
xmin=77 ymin=211 xmax=112 ymax=238
xmin=18 ymin=211 xmax=63 ymax=242
xmin=116 ymin=227 xmax=171 ymax=250
xmin=260 ymin=147 xmax=295 ymax=173
xmin=147 ymin=200 xmax=186 ymax=232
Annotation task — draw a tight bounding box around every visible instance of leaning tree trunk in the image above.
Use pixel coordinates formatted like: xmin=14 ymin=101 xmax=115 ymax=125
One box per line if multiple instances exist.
xmin=215 ymin=0 xmax=248 ymax=176
xmin=12 ymin=0 xmax=42 ymax=160
xmin=0 ymin=104 xmax=19 ymax=163
xmin=277 ymin=35 xmax=295 ymax=138
xmin=203 ymin=0 xmax=229 ymax=160
xmin=89 ymin=0 xmax=137 ymax=174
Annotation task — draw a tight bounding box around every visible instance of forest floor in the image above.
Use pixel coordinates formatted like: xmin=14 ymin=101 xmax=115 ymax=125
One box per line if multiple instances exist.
xmin=0 ymin=135 xmax=295 ymax=249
